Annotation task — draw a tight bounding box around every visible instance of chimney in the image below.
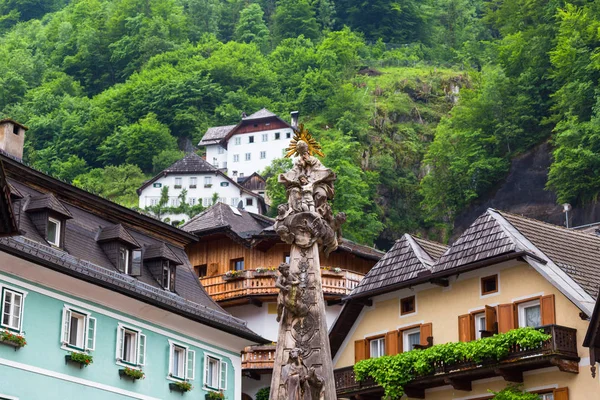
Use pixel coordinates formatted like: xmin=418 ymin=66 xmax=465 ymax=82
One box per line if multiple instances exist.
xmin=290 ymin=111 xmax=299 ymax=130
xmin=0 ymin=119 xmax=27 ymax=161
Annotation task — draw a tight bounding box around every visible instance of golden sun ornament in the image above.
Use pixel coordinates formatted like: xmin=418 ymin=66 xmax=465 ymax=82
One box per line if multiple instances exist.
xmin=285 ymin=124 xmax=325 ymax=158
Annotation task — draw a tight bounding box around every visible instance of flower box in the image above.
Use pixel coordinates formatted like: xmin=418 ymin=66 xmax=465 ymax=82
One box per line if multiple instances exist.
xmin=253 ymin=268 xmax=277 ymax=277
xmin=0 ymin=330 xmax=26 ymax=350
xmin=119 ymin=367 xmax=145 ymax=381
xmin=205 ymin=391 xmax=225 ymax=400
xmin=204 ymin=184 xmax=213 ymax=188
xmin=223 ymin=271 xmax=245 ymax=281
xmin=320 ymin=267 xmax=343 ymax=276
xmin=65 ymin=353 xmax=93 ymax=368
xmin=169 ymin=381 xmax=193 ymax=393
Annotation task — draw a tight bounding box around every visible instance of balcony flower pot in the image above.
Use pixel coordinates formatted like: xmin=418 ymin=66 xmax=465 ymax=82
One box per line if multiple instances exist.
xmin=169 ymin=381 xmax=193 ymax=393
xmin=205 ymin=391 xmax=225 ymax=400
xmin=223 ymin=270 xmax=245 ymax=281
xmin=321 ymin=267 xmax=343 ymax=276
xmin=253 ymin=268 xmax=277 ymax=277
xmin=119 ymin=367 xmax=145 ymax=381
xmin=65 ymin=352 xmax=93 ymax=368
xmin=0 ymin=330 xmax=26 ymax=350
xmin=204 ymin=184 xmax=213 ymax=188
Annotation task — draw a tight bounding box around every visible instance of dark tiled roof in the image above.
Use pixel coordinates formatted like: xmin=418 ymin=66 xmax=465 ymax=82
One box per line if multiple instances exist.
xmin=338 ymin=239 xmax=385 ymax=261
xmin=198 ymin=125 xmax=236 ymax=146
xmin=4 ymin=177 xmax=264 ymax=343
xmin=182 ymin=202 xmax=271 ymax=239
xmin=350 ymin=234 xmax=444 ymax=296
xmin=164 ymin=153 xmax=217 ymax=173
xmin=25 ymin=193 xmax=73 ymax=219
xmin=431 ymin=212 xmax=518 ymax=273
xmin=144 ymin=243 xmax=183 ymax=265
xmin=413 ymin=237 xmax=448 ymax=260
xmin=244 ymin=108 xmax=276 ymax=120
xmin=0 ymin=162 xmax=18 ymax=236
xmin=498 ymin=210 xmax=600 ymax=298
xmin=97 ymin=224 xmax=140 ymax=248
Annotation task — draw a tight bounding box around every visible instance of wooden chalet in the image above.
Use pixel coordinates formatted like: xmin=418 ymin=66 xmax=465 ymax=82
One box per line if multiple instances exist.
xmin=332 ymin=209 xmax=599 ymax=399
xmin=584 ymin=291 xmax=600 ymax=377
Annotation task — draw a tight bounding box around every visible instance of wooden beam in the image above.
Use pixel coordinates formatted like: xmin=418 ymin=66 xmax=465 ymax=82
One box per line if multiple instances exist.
xmin=404 ymin=387 xmax=425 ymax=399
xmin=355 ymin=298 xmax=373 ymax=307
xmin=430 ymin=277 xmax=449 ymax=287
xmin=495 ymin=368 xmax=523 ymax=383
xmin=551 ymin=358 xmax=579 ymax=374
xmin=444 ymin=378 xmax=472 ymax=391
xmin=242 ymin=370 xmax=261 ymax=380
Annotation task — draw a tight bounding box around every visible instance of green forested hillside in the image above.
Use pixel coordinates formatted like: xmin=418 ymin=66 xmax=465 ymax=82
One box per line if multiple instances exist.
xmin=1 ymin=0 xmax=599 ymax=247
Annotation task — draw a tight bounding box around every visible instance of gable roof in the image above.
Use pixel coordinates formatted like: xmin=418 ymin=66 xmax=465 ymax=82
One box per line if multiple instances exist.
xmin=143 ymin=242 xmax=183 ymax=264
xmin=198 ymin=125 xmax=237 ymax=146
xmin=25 ymin=193 xmax=73 ymax=219
xmin=349 ymin=234 xmax=446 ymax=297
xmin=244 ymin=108 xmax=276 ymax=120
xmin=97 ymin=224 xmax=140 ymax=248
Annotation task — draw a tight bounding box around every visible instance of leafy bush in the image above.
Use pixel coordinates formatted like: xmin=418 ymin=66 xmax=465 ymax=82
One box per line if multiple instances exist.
xmin=255 ymin=387 xmax=270 ymax=400
xmin=69 ymin=352 xmax=93 ymax=366
xmin=490 ymin=384 xmax=540 ymax=399
xmin=206 ymin=391 xmax=225 ymax=399
xmin=354 ymin=328 xmax=551 ymax=399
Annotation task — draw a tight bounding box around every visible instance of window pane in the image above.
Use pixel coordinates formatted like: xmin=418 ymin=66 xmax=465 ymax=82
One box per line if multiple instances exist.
xmin=11 ymin=294 xmax=21 ymax=328
xmin=69 ymin=316 xmax=79 ymax=346
xmin=123 ymin=331 xmax=137 ymax=363
xmin=173 ymin=348 xmax=181 ymax=376
xmin=525 ymin=305 xmax=541 ymax=327
xmin=408 ymin=332 xmax=420 ymax=350
xmin=48 ymin=220 xmax=58 ymax=244
xmin=2 ymin=292 xmax=12 ymax=326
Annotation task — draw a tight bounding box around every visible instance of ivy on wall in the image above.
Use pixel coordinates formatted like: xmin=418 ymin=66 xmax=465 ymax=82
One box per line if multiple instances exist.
xmin=354 ymin=327 xmax=551 ymax=399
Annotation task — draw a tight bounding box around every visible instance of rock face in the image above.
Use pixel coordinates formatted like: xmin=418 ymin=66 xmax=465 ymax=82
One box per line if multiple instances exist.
xmin=270 ymin=139 xmax=343 ymax=400
xmin=452 ymin=141 xmax=600 ymax=241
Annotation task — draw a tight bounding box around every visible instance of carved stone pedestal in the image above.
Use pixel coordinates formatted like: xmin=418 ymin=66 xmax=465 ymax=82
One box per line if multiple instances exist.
xmin=269 ymin=243 xmax=335 ymax=400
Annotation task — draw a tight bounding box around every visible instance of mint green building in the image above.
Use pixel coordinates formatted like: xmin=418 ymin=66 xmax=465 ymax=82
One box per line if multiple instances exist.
xmin=0 ymin=119 xmax=266 ymax=399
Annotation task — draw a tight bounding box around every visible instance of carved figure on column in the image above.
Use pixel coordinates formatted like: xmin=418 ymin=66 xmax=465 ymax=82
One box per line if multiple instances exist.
xmin=275 ymin=262 xmax=302 ymax=322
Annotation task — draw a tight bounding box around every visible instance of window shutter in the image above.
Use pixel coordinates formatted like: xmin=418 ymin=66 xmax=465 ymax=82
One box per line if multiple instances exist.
xmin=131 ymin=257 xmax=142 ymax=277
xmin=354 ymin=339 xmax=367 ymax=363
xmin=497 ymin=303 xmax=515 ymax=333
xmin=458 ymin=314 xmax=472 ymax=342
xmin=86 ymin=317 xmax=96 ymax=351
xmin=138 ymin=334 xmax=146 ymax=366
xmin=203 ymin=355 xmax=209 ymax=386
xmin=541 ymin=294 xmax=556 ymax=325
xmin=186 ymin=349 xmax=195 ymax=380
xmin=61 ymin=308 xmax=71 ymax=344
xmin=553 ymin=387 xmax=568 ymax=400
xmin=169 ymin=343 xmax=174 ymax=376
xmin=170 ymin=266 xmax=176 ymax=292
xmin=398 ymin=330 xmax=404 ymax=353
xmin=116 ymin=327 xmax=124 ymax=361
xmin=385 ymin=331 xmax=398 ymax=356
xmin=485 ymin=305 xmax=497 ymax=333
xmin=219 ymin=361 xmax=227 ymax=390
xmin=420 ymin=323 xmax=433 ymax=346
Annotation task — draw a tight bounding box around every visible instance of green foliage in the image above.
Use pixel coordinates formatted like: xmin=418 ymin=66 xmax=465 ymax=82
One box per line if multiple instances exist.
xmin=263 ymin=157 xmax=293 ymax=217
xmin=73 ymin=164 xmax=147 ymax=207
xmin=255 ymin=387 xmax=270 ymax=400
xmin=272 ymin=0 xmax=320 ymax=44
xmin=152 ymin=150 xmax=185 ymax=174
xmin=69 ymin=352 xmax=93 ymax=366
xmin=235 ymin=3 xmax=270 ymax=52
xmin=490 ymin=384 xmax=540 ymax=400
xmin=354 ymin=327 xmax=551 ymax=399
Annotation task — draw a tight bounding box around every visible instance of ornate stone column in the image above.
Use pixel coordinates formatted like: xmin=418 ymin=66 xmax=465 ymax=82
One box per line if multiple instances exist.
xmin=270 ymin=128 xmax=345 ymax=400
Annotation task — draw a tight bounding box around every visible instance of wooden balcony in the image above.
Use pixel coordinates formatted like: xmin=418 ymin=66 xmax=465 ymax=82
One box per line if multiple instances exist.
xmin=242 ymin=344 xmax=276 ymax=376
xmin=335 ymin=325 xmax=580 ymax=399
xmin=200 ymin=268 xmax=364 ymax=306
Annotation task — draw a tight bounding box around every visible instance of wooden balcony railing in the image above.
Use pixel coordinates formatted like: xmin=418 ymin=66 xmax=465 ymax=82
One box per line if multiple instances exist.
xmin=200 ymin=268 xmax=364 ymax=303
xmin=335 ymin=325 xmax=580 ymax=398
xmin=242 ymin=344 xmax=276 ymax=371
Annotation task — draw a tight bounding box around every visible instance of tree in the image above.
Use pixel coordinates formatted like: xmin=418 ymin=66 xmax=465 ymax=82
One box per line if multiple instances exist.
xmin=262 ymin=157 xmax=293 ymax=216
xmin=272 ymin=0 xmax=320 ymax=44
xmin=153 ymin=149 xmax=185 ymax=173
xmin=235 ymin=3 xmax=270 ymax=52
xmin=73 ymin=164 xmax=147 ymax=207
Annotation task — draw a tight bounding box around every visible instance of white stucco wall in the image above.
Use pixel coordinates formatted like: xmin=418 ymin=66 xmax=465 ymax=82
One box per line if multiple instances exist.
xmin=226 ymin=128 xmax=294 ymax=177
xmin=205 ymin=144 xmax=228 ymax=170
xmin=242 ymin=373 xmax=271 ymax=400
xmin=138 ymin=172 xmax=260 ymax=222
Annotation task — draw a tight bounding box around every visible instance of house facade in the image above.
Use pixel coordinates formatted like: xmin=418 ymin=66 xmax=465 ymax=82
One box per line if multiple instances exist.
xmin=0 ymin=119 xmax=266 ymax=400
xmin=137 ymin=153 xmax=265 ymax=223
xmin=180 ymin=203 xmax=383 ymax=399
xmin=198 ymin=109 xmax=297 ymax=178
xmin=332 ymin=210 xmax=600 ymax=399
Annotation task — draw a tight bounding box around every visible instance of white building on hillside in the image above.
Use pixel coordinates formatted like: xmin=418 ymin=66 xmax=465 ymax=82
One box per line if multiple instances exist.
xmin=137 ymin=153 xmax=265 ymax=223
xmin=199 ymin=108 xmax=298 ymax=178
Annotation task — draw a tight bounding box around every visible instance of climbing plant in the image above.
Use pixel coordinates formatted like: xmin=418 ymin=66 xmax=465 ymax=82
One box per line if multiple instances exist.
xmin=354 ymin=328 xmax=551 ymax=399
xmin=255 ymin=387 xmax=270 ymax=400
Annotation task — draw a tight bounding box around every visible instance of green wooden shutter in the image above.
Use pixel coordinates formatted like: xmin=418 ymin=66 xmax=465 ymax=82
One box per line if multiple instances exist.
xmin=219 ymin=361 xmax=227 ymax=390
xmin=61 ymin=309 xmax=71 ymax=344
xmin=186 ymin=349 xmax=195 ymax=380
xmin=138 ymin=334 xmax=146 ymax=366
xmin=86 ymin=317 xmax=96 ymax=351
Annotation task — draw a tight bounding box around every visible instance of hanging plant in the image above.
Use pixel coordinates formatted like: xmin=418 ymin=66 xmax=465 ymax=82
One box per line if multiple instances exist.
xmin=205 ymin=390 xmax=225 ymax=399
xmin=0 ymin=330 xmax=26 ymax=348
xmin=169 ymin=381 xmax=193 ymax=393
xmin=119 ymin=367 xmax=145 ymax=380
xmin=66 ymin=352 xmax=93 ymax=367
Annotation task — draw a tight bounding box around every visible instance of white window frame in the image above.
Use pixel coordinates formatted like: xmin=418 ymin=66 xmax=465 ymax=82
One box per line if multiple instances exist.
xmin=0 ymin=285 xmax=27 ymax=333
xmin=168 ymin=340 xmax=195 ymax=382
xmin=402 ymin=327 xmax=421 ymax=352
xmin=248 ymin=135 xmax=254 ymax=144
xmin=234 ymin=137 xmax=241 ymax=145
xmin=189 ymin=177 xmax=197 ymax=188
xmin=369 ymin=337 xmax=385 ymax=358
xmin=474 ymin=312 xmax=486 ymax=340
xmin=286 ymin=131 xmax=291 ymax=139
xmin=518 ymin=299 xmax=541 ymax=328
xmin=274 ymin=132 xmax=281 ymax=140
xmin=204 ymin=176 xmax=212 ymax=186
xmin=233 ymin=154 xmax=239 ymax=162
xmin=260 ymin=151 xmax=266 ymax=159
xmin=261 ymin=133 xmax=268 ymax=142
xmin=120 ymin=247 xmax=130 ymax=274
xmin=245 ymin=153 xmax=251 ymax=161
xmin=174 ymin=177 xmax=182 ymax=188
xmin=162 ymin=262 xmax=171 ymax=290
xmin=47 ymin=217 xmax=61 ymax=247
xmin=203 ymin=354 xmax=227 ymax=391
xmin=60 ymin=305 xmax=96 ymax=353
xmin=116 ymin=323 xmax=146 ymax=368
xmin=217 ymin=146 xmax=225 ymax=154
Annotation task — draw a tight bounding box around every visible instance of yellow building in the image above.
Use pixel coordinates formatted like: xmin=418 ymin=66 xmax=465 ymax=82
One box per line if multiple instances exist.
xmin=331 ymin=209 xmax=600 ymax=399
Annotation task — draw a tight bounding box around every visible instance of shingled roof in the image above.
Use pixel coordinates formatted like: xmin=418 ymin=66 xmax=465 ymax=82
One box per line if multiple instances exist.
xmin=25 ymin=193 xmax=73 ymax=219
xmin=143 ymin=242 xmax=183 ymax=264
xmin=350 ymin=234 xmax=446 ymax=297
xmin=97 ymin=224 xmax=140 ymax=248
xmin=243 ymin=108 xmax=276 ymax=120
xmin=182 ymin=202 xmax=272 ymax=241
xmin=198 ymin=125 xmax=236 ymax=146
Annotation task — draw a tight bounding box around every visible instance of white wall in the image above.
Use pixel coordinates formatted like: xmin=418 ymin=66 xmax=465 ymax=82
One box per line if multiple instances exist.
xmin=206 ymin=145 xmax=228 ymax=170
xmin=226 ymin=128 xmax=294 ymax=177
xmin=138 ymin=173 xmax=260 ymax=222
xmin=242 ymin=373 xmax=271 ymax=400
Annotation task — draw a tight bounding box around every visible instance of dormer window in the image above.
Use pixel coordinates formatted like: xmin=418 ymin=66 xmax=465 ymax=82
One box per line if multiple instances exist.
xmin=143 ymin=243 xmax=182 ymax=292
xmin=97 ymin=224 xmax=141 ymax=276
xmin=162 ymin=261 xmax=176 ymax=291
xmin=47 ymin=217 xmax=61 ymax=247
xmin=119 ymin=247 xmax=130 ymax=272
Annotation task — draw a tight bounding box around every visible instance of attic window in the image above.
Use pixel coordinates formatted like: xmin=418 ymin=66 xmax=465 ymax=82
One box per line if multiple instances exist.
xmin=195 ymin=264 xmax=207 ymax=278
xmin=275 ymin=132 xmax=280 ymax=140
xmin=481 ymin=275 xmax=498 ymax=295
xmin=249 ymin=136 xmax=254 ymax=143
xmin=265 ymin=122 xmax=270 ymax=126
xmin=12 ymin=125 xmax=18 ymax=135
xmin=119 ymin=247 xmax=130 ymax=273
xmin=47 ymin=217 xmax=61 ymax=247
xmin=400 ymin=296 xmax=415 ymax=315
xmin=162 ymin=261 xmax=176 ymax=292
